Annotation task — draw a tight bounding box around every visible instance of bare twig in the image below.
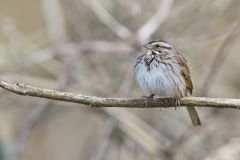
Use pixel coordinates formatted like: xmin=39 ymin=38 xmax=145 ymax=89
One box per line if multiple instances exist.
xmin=73 ymin=41 xmax=134 ymax=53
xmin=103 ymin=108 xmax=168 ymax=156
xmin=15 ymin=1 xmax=73 ymax=159
xmin=137 ymin=0 xmax=174 ymax=42
xmin=79 ymin=0 xmax=134 ymax=40
xmin=15 ymin=100 xmax=48 ymax=160
xmin=203 ymin=139 xmax=240 ymax=160
xmin=200 ymin=21 xmax=240 ymax=96
xmin=42 ymin=0 xmax=68 ymax=44
xmin=90 ymin=119 xmax=117 ymax=160
xmin=3 ymin=40 xmax=133 ymax=74
xmin=0 ymin=80 xmax=240 ymax=109
xmin=14 ymin=53 xmax=78 ymax=160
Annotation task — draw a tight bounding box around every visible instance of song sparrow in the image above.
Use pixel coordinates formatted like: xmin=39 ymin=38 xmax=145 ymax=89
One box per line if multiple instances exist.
xmin=134 ymin=40 xmax=201 ymax=126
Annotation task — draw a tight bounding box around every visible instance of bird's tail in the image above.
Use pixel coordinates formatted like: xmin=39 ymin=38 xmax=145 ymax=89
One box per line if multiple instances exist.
xmin=186 ymin=107 xmax=201 ymax=126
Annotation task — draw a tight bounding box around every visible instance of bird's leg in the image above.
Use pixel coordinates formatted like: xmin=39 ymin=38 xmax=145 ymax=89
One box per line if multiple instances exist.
xmin=141 ymin=94 xmax=155 ymax=107
xmin=175 ymin=98 xmax=181 ymax=110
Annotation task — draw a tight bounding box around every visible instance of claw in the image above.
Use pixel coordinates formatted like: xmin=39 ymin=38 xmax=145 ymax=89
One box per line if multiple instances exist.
xmin=141 ymin=94 xmax=155 ymax=107
xmin=141 ymin=94 xmax=155 ymax=99
xmin=148 ymin=94 xmax=155 ymax=98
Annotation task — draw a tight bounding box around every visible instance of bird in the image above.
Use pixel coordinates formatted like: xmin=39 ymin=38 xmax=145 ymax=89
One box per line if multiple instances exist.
xmin=134 ymin=40 xmax=201 ymax=126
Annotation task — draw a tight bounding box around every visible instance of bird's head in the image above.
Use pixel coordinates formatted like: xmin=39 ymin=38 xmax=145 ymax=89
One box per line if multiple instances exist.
xmin=144 ymin=40 xmax=177 ymax=57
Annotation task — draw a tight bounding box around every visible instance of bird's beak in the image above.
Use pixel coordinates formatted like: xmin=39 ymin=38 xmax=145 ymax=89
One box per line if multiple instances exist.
xmin=144 ymin=43 xmax=152 ymax=49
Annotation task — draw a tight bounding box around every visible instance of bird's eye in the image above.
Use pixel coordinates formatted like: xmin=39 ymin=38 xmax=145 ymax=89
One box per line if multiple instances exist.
xmin=155 ymin=44 xmax=160 ymax=48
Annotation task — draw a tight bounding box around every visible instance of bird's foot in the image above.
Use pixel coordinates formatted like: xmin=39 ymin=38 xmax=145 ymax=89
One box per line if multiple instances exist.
xmin=141 ymin=94 xmax=155 ymax=99
xmin=141 ymin=94 xmax=155 ymax=107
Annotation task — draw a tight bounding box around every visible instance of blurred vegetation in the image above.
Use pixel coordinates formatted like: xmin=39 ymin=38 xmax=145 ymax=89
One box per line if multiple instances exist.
xmin=0 ymin=0 xmax=240 ymax=160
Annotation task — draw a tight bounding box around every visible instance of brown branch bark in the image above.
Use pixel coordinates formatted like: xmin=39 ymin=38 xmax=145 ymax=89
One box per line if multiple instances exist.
xmin=0 ymin=79 xmax=240 ymax=109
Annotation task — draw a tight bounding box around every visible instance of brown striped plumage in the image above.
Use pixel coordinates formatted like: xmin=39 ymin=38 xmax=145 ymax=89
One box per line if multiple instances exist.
xmin=134 ymin=40 xmax=201 ymax=126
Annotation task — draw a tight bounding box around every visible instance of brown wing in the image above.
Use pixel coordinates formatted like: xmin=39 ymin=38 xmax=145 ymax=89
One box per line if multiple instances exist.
xmin=176 ymin=53 xmax=201 ymax=126
xmin=176 ymin=52 xmax=193 ymax=95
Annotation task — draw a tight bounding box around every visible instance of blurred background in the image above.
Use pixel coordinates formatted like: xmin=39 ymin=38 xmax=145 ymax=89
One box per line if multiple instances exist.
xmin=0 ymin=0 xmax=240 ymax=160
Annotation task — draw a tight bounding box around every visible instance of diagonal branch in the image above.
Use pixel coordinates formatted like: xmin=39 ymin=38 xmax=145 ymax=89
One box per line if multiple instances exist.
xmin=137 ymin=0 xmax=174 ymax=42
xmin=199 ymin=21 xmax=240 ymax=96
xmin=0 ymin=79 xmax=240 ymax=109
xmin=79 ymin=0 xmax=134 ymax=40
